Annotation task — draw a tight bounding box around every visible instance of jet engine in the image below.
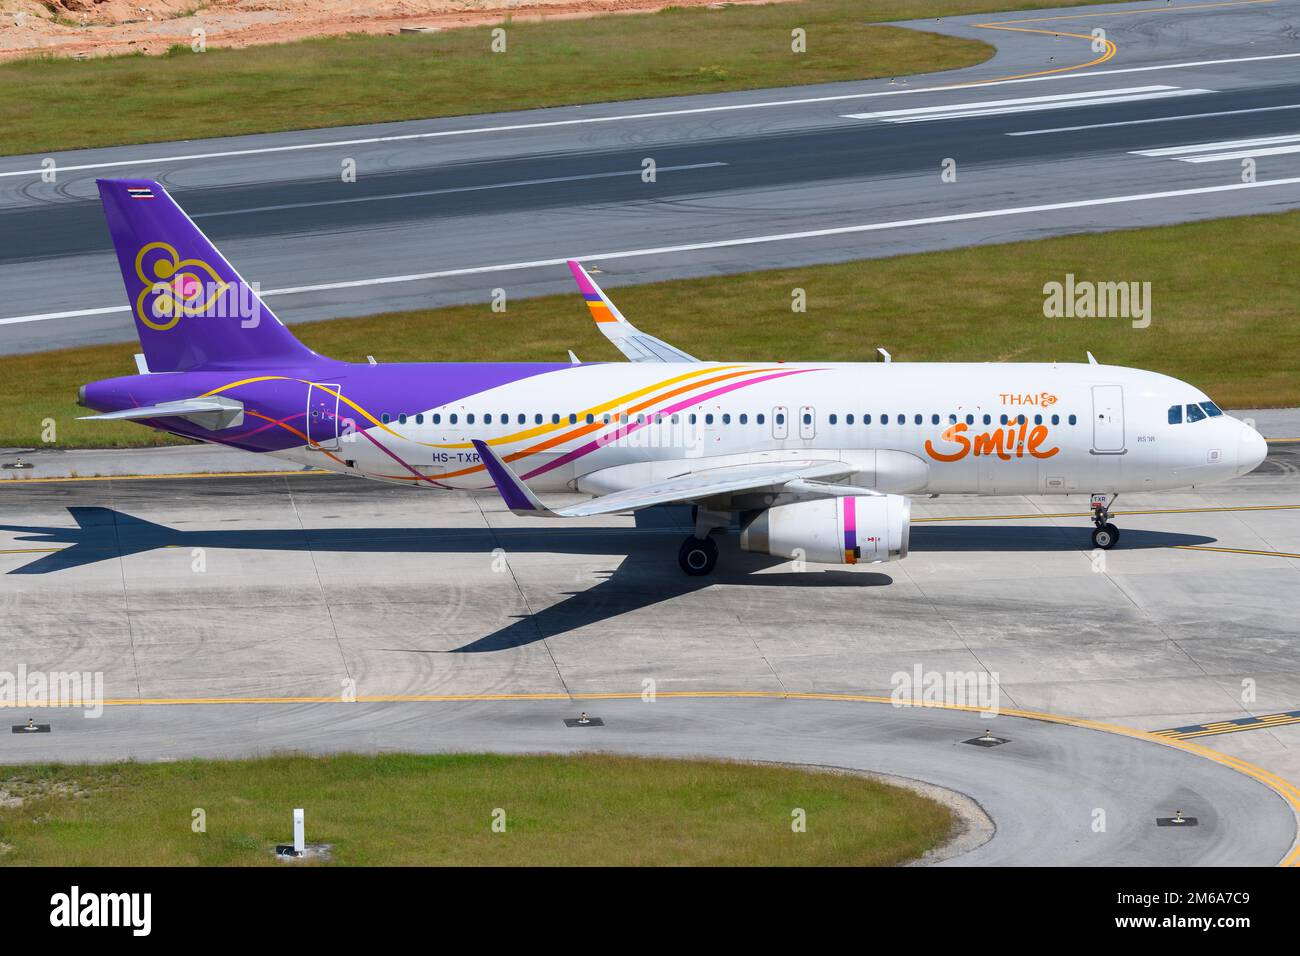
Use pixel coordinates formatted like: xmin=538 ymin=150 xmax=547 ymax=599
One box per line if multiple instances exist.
xmin=739 ymin=494 xmax=910 ymax=565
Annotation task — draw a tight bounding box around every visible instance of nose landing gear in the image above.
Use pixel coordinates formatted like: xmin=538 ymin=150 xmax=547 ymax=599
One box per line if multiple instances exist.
xmin=1090 ymin=493 xmax=1120 ymax=550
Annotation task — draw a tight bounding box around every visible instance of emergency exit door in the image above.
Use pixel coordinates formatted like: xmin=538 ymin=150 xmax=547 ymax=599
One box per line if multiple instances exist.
xmin=799 ymin=405 xmax=816 ymax=440
xmin=772 ymin=406 xmax=789 ymax=440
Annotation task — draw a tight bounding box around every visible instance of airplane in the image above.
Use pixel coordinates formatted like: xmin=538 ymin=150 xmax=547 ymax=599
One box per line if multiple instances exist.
xmin=78 ymin=178 xmax=1267 ymax=576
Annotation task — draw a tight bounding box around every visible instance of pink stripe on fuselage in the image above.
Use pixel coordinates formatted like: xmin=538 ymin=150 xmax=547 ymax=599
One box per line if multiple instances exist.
xmin=520 ymin=367 xmax=819 ymax=480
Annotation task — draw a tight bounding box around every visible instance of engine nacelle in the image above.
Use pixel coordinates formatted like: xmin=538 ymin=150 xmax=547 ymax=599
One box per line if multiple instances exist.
xmin=739 ymin=495 xmax=910 ymax=565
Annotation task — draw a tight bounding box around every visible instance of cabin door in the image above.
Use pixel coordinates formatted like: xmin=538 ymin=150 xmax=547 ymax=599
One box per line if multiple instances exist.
xmin=306 ymin=383 xmax=342 ymax=451
xmin=1091 ymin=385 xmax=1126 ymax=454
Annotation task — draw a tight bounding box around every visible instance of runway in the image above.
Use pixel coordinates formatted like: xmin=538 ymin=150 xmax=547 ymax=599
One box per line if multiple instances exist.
xmin=2 ymin=440 xmax=1298 ymax=864
xmin=4 ymin=0 xmax=1300 ymax=353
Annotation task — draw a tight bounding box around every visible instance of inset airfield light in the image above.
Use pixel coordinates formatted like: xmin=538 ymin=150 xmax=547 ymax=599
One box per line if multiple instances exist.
xmin=26 ymin=718 xmax=36 ymax=732
xmin=12 ymin=718 xmax=50 ymax=734
xmin=1156 ymin=809 xmax=1198 ymax=827
xmin=578 ymin=712 xmax=590 ymax=725
xmin=564 ymin=712 xmax=604 ymax=728
xmin=1172 ymin=810 xmax=1186 ymax=825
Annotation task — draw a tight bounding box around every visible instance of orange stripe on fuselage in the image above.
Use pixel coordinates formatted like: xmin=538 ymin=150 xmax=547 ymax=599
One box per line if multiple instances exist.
xmin=374 ymin=365 xmax=784 ymax=482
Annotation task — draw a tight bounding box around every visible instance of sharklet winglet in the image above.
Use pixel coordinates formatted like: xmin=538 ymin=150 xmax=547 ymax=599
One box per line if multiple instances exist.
xmin=566 ymin=259 xmax=699 ymax=363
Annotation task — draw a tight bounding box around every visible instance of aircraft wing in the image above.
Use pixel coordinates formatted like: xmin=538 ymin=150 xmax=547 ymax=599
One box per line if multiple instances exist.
xmin=78 ymin=396 xmax=244 ymax=431
xmin=473 ymin=441 xmax=870 ymax=517
xmin=567 ymin=260 xmax=698 ymax=363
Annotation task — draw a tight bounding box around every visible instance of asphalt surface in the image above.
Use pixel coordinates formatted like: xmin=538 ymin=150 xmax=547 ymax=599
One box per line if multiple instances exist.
xmin=4 ymin=0 xmax=1300 ymax=865
xmin=9 ymin=696 xmax=1295 ymax=866
xmin=4 ymin=0 xmax=1300 ymax=353
xmin=2 ymin=440 xmax=1298 ymax=864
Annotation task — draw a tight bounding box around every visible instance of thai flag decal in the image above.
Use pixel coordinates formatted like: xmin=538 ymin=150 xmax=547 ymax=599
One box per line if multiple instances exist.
xmin=127 ymin=187 xmax=154 ymax=200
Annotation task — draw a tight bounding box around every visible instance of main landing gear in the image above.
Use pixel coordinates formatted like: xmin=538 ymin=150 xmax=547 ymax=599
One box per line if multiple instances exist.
xmin=1090 ymin=493 xmax=1121 ymax=550
xmin=678 ymin=506 xmax=727 ymax=576
xmin=678 ymin=535 xmax=718 ymax=576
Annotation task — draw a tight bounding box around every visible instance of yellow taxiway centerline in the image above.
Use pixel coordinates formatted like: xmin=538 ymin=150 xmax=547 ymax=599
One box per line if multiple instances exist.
xmin=3 ymin=688 xmax=1296 ymax=865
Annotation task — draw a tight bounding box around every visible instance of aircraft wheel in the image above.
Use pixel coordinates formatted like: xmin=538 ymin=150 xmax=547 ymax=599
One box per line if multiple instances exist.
xmin=678 ymin=535 xmax=718 ymax=576
xmin=1091 ymin=525 xmax=1118 ymax=550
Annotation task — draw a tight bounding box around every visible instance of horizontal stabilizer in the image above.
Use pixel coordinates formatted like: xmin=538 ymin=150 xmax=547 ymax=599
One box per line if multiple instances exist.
xmin=78 ymin=396 xmax=244 ymax=431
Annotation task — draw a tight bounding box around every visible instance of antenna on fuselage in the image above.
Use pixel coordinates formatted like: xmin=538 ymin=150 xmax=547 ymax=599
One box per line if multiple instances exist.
xmin=1086 ymin=351 xmax=1099 ymax=365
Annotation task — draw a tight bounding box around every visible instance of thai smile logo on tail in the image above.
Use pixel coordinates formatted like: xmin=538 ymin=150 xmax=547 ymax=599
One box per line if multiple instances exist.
xmin=133 ymin=242 xmax=229 ymax=331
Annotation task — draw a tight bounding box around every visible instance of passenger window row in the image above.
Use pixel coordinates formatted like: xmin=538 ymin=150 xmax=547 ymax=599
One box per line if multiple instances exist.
xmin=376 ymin=409 xmax=1081 ymax=427
xmin=827 ymin=412 xmax=1076 ymax=427
xmin=378 ymin=411 xmax=773 ymax=426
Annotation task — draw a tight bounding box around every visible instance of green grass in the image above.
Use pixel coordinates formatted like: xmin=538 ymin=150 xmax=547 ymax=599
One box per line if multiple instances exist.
xmin=0 ymin=0 xmax=1123 ymax=155
xmin=3 ymin=208 xmax=1297 ymax=451
xmin=0 ymin=753 xmax=953 ymax=866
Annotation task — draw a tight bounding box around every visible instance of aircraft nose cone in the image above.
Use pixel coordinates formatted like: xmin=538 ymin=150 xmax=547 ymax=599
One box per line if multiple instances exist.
xmin=1238 ymin=425 xmax=1267 ymax=476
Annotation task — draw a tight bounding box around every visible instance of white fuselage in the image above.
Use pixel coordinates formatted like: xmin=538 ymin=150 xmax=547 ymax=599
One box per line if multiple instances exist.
xmin=274 ymin=361 xmax=1266 ymax=498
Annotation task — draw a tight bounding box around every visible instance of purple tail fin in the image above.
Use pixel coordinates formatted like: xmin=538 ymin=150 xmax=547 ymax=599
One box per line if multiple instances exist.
xmin=97 ymin=178 xmax=319 ymax=371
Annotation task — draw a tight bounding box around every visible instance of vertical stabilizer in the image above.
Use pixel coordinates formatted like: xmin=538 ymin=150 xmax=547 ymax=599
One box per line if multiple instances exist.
xmin=97 ymin=178 xmax=319 ymax=371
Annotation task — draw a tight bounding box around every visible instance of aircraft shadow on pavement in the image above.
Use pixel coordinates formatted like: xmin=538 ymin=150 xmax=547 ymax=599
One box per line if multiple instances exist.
xmin=1 ymin=506 xmax=1216 ymax=652
xmin=909 ymin=524 xmax=1215 ymax=552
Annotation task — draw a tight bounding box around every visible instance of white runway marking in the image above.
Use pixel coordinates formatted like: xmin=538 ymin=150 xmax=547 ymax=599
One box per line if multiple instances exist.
xmin=1134 ymin=132 xmax=1300 ymax=156
xmin=193 ymin=162 xmax=728 ymax=219
xmin=1176 ymin=144 xmax=1300 ymax=162
xmin=843 ymin=86 xmax=1209 ymax=123
xmin=1132 ymin=132 xmax=1300 ymax=162
xmin=6 ymin=174 xmax=1300 ymax=328
xmin=1 ymin=52 xmax=1299 ymax=179
xmin=1008 ymin=103 xmax=1300 ymax=136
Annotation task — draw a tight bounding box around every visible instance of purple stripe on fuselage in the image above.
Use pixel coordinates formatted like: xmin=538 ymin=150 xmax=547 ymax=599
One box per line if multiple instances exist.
xmin=81 ymin=361 xmax=572 ymax=453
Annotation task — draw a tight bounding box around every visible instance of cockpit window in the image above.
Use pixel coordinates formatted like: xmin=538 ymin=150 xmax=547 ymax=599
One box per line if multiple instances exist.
xmin=1185 ymin=403 xmax=1207 ymax=423
xmin=1200 ymin=401 xmax=1223 ymax=418
xmin=1168 ymin=405 xmax=1182 ymax=425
